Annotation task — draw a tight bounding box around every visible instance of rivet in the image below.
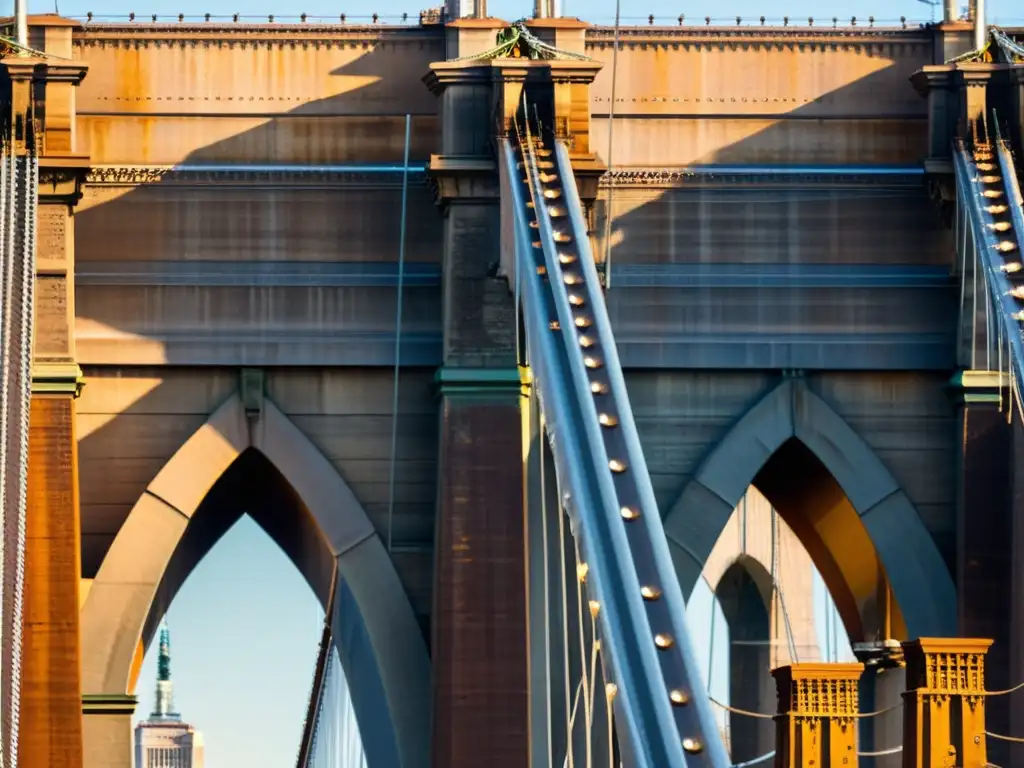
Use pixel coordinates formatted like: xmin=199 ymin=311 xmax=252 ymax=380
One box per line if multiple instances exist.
xmin=589 ymin=600 xmax=601 ymax=618
xmin=987 ymin=205 xmax=1009 ymax=215
xmin=983 ymin=189 xmax=1005 ymax=198
xmin=549 ymin=321 xmax=560 ymax=330
xmin=682 ymin=738 xmax=703 ymax=754
xmin=599 ymin=413 xmax=619 ymax=427
xmin=655 ymin=633 xmax=675 ymax=649
xmin=996 ymin=241 xmax=1018 ymax=253
xmin=621 ymin=506 xmax=640 ymax=520
xmin=606 ymin=683 xmax=618 ymax=700
xmin=574 ymin=316 xmax=591 ymax=328
xmin=577 ymin=562 xmax=589 ymax=583
xmin=989 ymin=221 xmax=1012 ymax=232
xmin=559 ymin=253 xmax=577 ymax=265
xmin=609 ymin=459 xmax=627 ymax=472
xmin=670 ymin=689 xmax=690 ymax=706
xmin=1001 ymin=262 xmax=1022 ymax=273
xmin=569 ymin=294 xmax=586 ymax=306
xmin=584 ymin=356 xmax=603 ymax=369
xmin=564 ymin=273 xmax=582 ymax=285
xmin=980 ymin=175 xmax=1003 ymax=184
xmin=580 ymin=336 xmax=596 ymax=348
xmin=640 ymin=585 xmax=661 ymax=600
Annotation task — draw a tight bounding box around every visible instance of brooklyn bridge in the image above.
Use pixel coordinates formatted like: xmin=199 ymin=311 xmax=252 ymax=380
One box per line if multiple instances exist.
xmin=0 ymin=1 xmax=1023 ymax=766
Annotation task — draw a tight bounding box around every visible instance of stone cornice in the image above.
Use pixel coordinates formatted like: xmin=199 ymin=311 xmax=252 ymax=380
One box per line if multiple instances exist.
xmin=39 ymin=154 xmax=91 ymax=204
xmin=33 ymin=362 xmax=86 ymax=397
xmin=85 ymin=164 xmax=427 ymax=188
xmin=423 ymin=58 xmax=599 ymax=95
xmin=600 ymin=167 xmax=926 ymax=188
xmin=1 ymin=58 xmax=89 ymax=85
xmin=426 ymin=154 xmax=498 ymax=205
xmin=585 ymin=25 xmax=930 ymax=53
xmin=910 ymin=64 xmax=955 ymax=98
xmin=72 ymin=23 xmax=442 ymax=49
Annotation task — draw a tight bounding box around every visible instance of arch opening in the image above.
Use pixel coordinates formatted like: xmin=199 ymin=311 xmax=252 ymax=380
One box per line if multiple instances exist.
xmin=80 ymin=393 xmax=430 ymax=768
xmin=716 ymin=557 xmax=774 ymax=765
xmin=665 ymin=377 xmax=955 ymax=644
xmin=752 ymin=437 xmax=907 ymax=644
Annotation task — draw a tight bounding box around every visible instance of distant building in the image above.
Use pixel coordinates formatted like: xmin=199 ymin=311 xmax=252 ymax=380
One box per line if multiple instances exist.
xmin=134 ymin=622 xmax=205 ymax=768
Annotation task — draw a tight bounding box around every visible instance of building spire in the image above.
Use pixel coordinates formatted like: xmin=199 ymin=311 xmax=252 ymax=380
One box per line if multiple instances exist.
xmin=152 ymin=619 xmax=180 ymax=720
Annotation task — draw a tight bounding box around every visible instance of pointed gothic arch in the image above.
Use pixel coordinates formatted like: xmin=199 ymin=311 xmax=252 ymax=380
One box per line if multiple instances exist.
xmin=80 ymin=391 xmax=431 ymax=768
xmin=664 ymin=376 xmax=955 ymax=641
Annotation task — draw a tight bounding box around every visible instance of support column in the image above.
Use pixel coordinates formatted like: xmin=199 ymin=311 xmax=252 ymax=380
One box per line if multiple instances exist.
xmin=2 ymin=16 xmax=90 ymax=768
xmin=855 ymin=645 xmax=905 ymax=768
xmin=948 ymin=371 xmax=1013 ymax=765
xmin=427 ymin=35 xmax=529 ymax=765
xmin=902 ymin=638 xmax=993 ymax=768
xmin=773 ymin=662 xmax=864 ymax=768
xmin=910 ymin=66 xmax=956 ymax=165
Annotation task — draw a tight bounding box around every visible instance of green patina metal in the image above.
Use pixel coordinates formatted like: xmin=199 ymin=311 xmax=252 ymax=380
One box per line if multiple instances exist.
xmin=947 ymin=369 xmax=1009 ymax=405
xmin=452 ymin=20 xmax=591 ymax=64
xmin=434 ymin=366 xmax=526 ymax=398
xmin=947 ymin=28 xmax=1024 ymax=65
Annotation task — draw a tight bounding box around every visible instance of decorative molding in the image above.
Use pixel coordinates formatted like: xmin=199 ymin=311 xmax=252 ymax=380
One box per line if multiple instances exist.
xmin=32 ymin=361 xmax=85 ymax=397
xmin=599 ymin=167 xmax=926 ymax=187
xmin=82 ymin=693 xmax=138 ymax=716
xmin=85 ymin=165 xmax=428 ymax=188
xmin=584 ymin=25 xmax=932 ymax=54
xmin=72 ymin=25 xmax=443 ymax=50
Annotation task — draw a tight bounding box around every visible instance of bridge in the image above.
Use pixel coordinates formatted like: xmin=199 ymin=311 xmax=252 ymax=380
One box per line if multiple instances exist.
xmin=0 ymin=2 xmax=1023 ymax=767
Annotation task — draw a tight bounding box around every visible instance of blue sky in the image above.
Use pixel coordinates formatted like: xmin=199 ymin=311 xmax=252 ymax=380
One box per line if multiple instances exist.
xmin=63 ymin=0 xmax=975 ymax=763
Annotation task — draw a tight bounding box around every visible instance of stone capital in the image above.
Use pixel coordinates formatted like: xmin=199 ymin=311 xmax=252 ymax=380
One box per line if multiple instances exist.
xmin=427 ymin=154 xmax=499 ymax=206
xmin=910 ymin=64 xmax=955 ymax=98
xmin=38 ymin=153 xmax=90 ymax=205
xmin=956 ymin=62 xmax=1007 ymax=88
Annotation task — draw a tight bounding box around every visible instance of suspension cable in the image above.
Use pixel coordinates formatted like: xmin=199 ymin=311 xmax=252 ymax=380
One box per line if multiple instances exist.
xmin=385 ymin=113 xmax=412 ymax=555
xmin=599 ymin=0 xmax=621 ymax=288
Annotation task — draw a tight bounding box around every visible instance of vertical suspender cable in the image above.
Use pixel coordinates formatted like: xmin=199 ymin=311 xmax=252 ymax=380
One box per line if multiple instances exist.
xmin=600 ymin=0 xmax=621 ymax=289
xmin=386 ymin=114 xmax=412 ymax=555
